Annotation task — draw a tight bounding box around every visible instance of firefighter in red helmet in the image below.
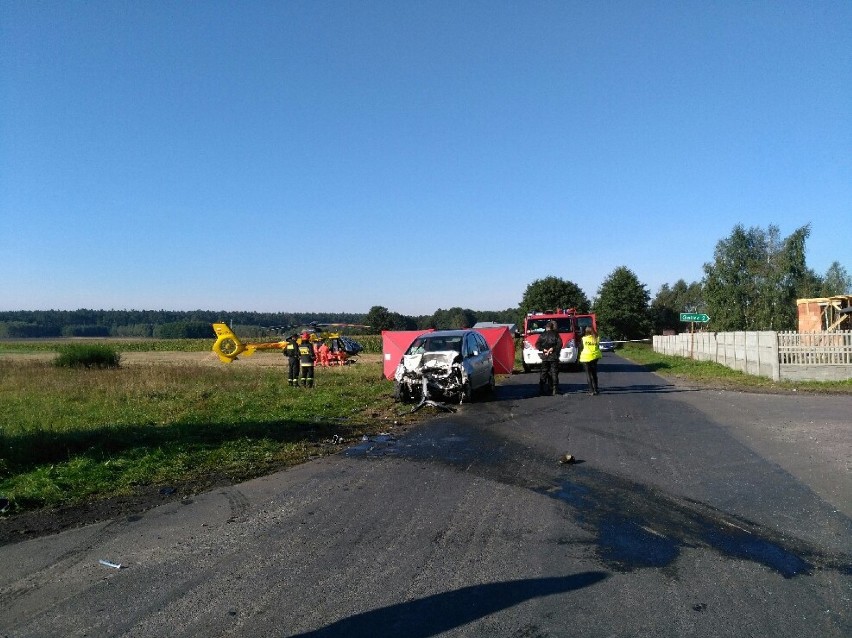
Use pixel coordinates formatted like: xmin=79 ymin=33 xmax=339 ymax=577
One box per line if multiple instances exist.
xmin=298 ymin=331 xmax=316 ymax=388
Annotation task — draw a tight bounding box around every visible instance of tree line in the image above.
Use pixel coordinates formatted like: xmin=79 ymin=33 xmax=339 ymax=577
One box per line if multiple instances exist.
xmin=2 ymin=224 xmax=848 ymax=341
xmin=0 ymin=310 xmax=371 ymax=339
xmin=0 ymin=307 xmax=520 ymax=340
xmin=512 ymin=223 xmax=849 ymax=341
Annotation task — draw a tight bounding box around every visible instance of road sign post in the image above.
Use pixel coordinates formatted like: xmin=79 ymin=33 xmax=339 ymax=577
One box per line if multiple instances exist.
xmin=680 ymin=313 xmax=710 ymax=359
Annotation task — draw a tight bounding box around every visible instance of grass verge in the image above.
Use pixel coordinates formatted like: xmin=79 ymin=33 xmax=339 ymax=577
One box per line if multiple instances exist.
xmin=619 ymin=343 xmax=852 ymax=394
xmin=0 ymin=357 xmax=407 ymax=516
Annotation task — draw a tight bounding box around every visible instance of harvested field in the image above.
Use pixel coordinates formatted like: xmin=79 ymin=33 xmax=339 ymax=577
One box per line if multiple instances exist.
xmin=1 ymin=350 xmax=384 ymax=368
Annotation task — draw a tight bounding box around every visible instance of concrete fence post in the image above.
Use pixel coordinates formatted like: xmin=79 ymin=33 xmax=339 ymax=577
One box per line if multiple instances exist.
xmin=771 ymin=331 xmax=780 ymax=381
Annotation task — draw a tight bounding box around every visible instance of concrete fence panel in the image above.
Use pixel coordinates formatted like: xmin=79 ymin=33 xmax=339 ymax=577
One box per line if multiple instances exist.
xmin=653 ymin=330 xmax=781 ymax=381
xmin=653 ymin=331 xmax=852 ymax=381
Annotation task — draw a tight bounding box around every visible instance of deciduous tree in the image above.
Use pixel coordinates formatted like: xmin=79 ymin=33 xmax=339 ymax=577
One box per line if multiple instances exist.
xmin=649 ymin=280 xmax=704 ymax=334
xmin=820 ymin=261 xmax=851 ymax=296
xmin=703 ymin=224 xmax=812 ymax=331
xmin=520 ymin=276 xmax=590 ymax=319
xmin=365 ymin=306 xmax=414 ymax=332
xmin=427 ymin=307 xmax=478 ymax=330
xmin=593 ymin=267 xmax=651 ymax=340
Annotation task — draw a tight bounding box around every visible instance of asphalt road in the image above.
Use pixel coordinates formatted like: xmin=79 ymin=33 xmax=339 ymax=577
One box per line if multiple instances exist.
xmin=1 ymin=355 xmax=850 ymax=637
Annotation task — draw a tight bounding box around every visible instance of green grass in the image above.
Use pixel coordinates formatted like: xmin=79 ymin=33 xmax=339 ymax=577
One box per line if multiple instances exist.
xmin=0 ymin=357 xmax=404 ymax=514
xmin=0 ymin=338 xmax=210 ymax=354
xmin=619 ymin=343 xmax=852 ymax=393
xmin=2 ymin=338 xmax=847 ymax=517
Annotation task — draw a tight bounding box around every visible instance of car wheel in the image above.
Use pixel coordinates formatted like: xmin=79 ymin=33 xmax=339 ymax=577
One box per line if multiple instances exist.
xmin=485 ymin=371 xmax=495 ymax=396
xmin=393 ymin=381 xmax=411 ymax=403
xmin=459 ymin=379 xmax=473 ymax=404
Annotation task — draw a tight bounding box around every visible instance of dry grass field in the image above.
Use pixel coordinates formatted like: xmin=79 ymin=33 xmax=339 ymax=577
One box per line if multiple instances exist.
xmin=2 ymin=350 xmax=385 ymax=368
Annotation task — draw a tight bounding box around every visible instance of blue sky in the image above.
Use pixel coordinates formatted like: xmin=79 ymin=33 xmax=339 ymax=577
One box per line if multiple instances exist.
xmin=2 ymin=1 xmax=849 ymax=316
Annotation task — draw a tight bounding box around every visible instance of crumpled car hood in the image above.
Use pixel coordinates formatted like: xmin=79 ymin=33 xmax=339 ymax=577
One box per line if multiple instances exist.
xmin=394 ymin=350 xmax=468 ymax=402
xmin=399 ymin=351 xmax=456 ymax=375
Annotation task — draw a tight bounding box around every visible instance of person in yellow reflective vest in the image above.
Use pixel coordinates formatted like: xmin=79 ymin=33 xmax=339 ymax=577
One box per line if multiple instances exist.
xmin=579 ymin=326 xmax=602 ymax=395
xmin=298 ymin=332 xmax=316 ymax=388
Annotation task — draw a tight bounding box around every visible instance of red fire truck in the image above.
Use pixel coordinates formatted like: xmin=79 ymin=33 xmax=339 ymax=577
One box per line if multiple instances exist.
xmin=521 ymin=309 xmax=597 ymax=372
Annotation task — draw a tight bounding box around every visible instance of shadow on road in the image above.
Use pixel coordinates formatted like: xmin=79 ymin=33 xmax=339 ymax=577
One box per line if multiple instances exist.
xmin=288 ymin=571 xmax=608 ymax=637
xmin=595 ymin=358 xmax=675 ymax=373
xmin=493 ymin=381 xmax=690 ymax=401
xmin=589 ymin=384 xmax=690 ymax=395
xmin=488 ymin=358 xmax=689 ymax=401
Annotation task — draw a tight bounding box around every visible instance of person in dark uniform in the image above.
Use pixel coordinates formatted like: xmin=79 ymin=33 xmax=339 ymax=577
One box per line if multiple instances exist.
xmin=283 ymin=334 xmax=300 ymax=387
xmin=298 ymin=331 xmax=316 ymax=388
xmin=537 ymin=320 xmax=563 ymax=396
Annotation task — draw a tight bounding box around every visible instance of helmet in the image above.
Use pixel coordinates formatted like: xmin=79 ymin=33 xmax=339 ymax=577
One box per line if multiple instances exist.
xmin=301 ymin=332 xmax=310 ymax=341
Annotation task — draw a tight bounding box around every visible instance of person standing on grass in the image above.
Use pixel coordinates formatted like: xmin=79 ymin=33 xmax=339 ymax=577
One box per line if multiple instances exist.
xmin=283 ymin=334 xmax=300 ymax=387
xmin=298 ymin=332 xmax=316 ymax=388
xmin=537 ymin=320 xmax=563 ymax=396
xmin=579 ymin=326 xmax=602 ymax=395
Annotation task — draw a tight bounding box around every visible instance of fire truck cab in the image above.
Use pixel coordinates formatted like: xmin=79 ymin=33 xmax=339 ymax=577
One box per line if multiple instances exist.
xmin=521 ymin=309 xmax=597 ymax=372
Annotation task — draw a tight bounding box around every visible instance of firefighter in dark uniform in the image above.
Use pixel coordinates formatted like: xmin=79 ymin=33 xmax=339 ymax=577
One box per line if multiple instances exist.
xmin=298 ymin=331 xmax=316 ymax=388
xmin=537 ymin=320 xmax=563 ymax=396
xmin=283 ymin=334 xmax=300 ymax=386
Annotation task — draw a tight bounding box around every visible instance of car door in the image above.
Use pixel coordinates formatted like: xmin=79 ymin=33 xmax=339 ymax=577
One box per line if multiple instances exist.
xmin=477 ymin=332 xmax=493 ymax=388
xmin=469 ymin=332 xmax=492 ymax=389
xmin=461 ymin=333 xmax=481 ymax=389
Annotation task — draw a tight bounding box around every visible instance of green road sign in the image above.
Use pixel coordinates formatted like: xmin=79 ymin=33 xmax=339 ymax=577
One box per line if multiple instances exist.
xmin=680 ymin=313 xmax=710 ymax=323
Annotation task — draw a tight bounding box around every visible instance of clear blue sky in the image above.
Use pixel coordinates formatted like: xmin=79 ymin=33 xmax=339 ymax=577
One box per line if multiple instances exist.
xmin=2 ymin=1 xmax=849 ymax=316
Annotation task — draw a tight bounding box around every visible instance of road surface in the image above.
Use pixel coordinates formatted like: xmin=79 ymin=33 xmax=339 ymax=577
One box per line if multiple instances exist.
xmin=1 ymin=355 xmax=849 ymax=637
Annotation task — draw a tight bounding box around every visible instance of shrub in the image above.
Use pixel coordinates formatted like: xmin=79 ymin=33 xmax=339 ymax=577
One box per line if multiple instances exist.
xmin=54 ymin=344 xmax=122 ymax=369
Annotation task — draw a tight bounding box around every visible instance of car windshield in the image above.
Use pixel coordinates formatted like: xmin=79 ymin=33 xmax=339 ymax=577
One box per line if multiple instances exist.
xmin=554 ymin=318 xmax=574 ymax=333
xmin=407 ymin=337 xmax=462 ymax=354
xmin=527 ymin=318 xmax=574 ymax=333
xmin=576 ymin=316 xmax=595 ymax=333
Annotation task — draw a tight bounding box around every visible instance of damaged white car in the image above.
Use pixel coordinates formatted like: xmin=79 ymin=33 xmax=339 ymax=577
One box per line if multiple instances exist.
xmin=394 ymin=330 xmax=495 ymax=406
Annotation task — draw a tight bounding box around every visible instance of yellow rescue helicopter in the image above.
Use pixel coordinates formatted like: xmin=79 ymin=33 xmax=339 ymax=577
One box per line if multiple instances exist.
xmin=212 ymin=322 xmax=366 ymax=364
